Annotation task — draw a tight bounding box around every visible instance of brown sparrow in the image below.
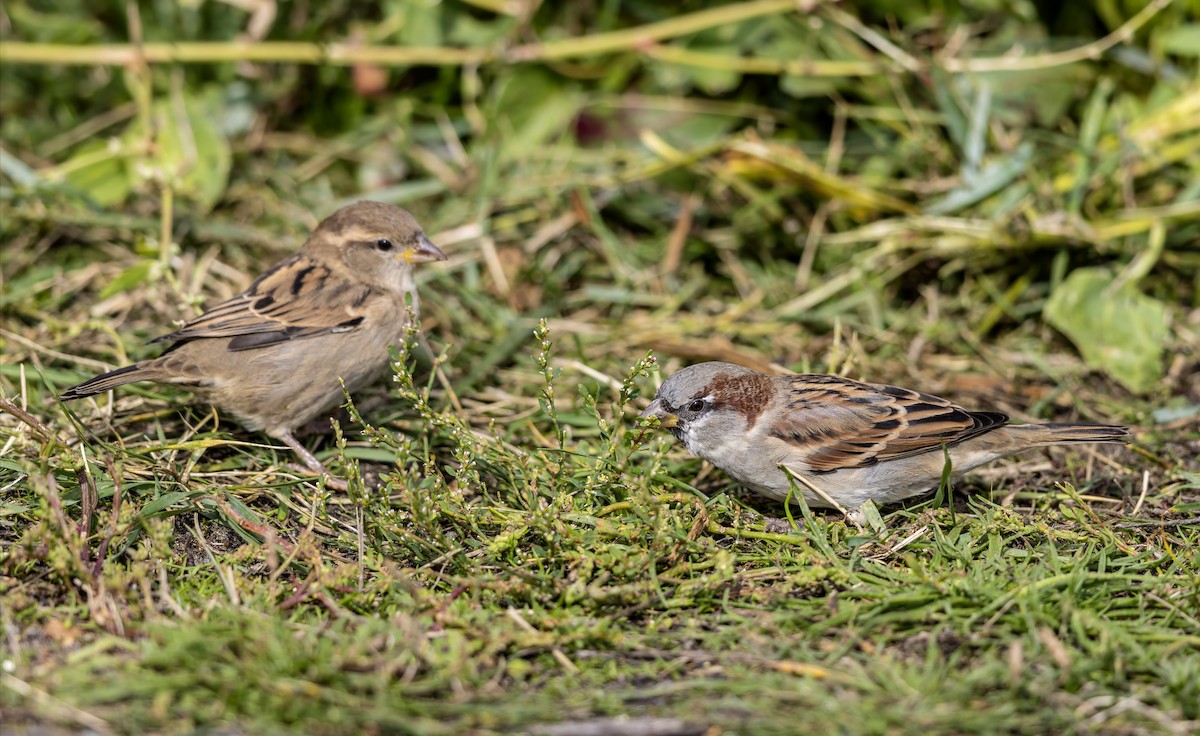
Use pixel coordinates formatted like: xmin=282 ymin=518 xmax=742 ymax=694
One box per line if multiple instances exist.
xmin=640 ymin=361 xmax=1129 ymax=510
xmin=61 ymin=201 xmax=447 ymax=487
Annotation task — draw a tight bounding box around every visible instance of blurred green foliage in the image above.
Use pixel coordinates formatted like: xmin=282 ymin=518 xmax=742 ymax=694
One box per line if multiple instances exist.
xmin=0 ymin=0 xmax=1197 ymax=382
xmin=3 ymin=4 xmax=1200 ymax=734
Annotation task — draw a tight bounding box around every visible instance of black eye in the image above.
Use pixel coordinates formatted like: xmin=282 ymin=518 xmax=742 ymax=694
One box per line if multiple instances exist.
xmin=687 ymin=399 xmax=707 ymax=413
xmin=375 ymin=238 xmax=394 ymax=252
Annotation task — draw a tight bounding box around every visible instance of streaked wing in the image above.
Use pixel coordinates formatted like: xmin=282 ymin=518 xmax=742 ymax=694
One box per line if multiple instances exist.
xmin=769 ymin=374 xmax=1007 ymax=472
xmin=151 ymin=254 xmax=375 ymax=351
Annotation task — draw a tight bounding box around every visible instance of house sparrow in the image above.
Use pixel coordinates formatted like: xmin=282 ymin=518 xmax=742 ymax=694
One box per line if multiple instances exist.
xmin=640 ymin=361 xmax=1129 ymax=510
xmin=61 ymin=201 xmax=447 ymax=488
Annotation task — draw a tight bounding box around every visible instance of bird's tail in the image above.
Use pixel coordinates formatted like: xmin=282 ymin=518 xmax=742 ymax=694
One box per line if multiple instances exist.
xmin=1004 ymin=422 xmax=1130 ymax=446
xmin=60 ymin=364 xmax=155 ymax=400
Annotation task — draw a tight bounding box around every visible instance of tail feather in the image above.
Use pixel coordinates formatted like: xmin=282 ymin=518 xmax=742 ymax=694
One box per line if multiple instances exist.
xmin=60 ymin=364 xmax=152 ymax=400
xmin=1007 ymin=422 xmax=1130 ymax=446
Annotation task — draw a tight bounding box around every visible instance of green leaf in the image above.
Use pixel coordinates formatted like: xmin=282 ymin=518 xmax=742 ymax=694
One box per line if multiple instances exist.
xmin=140 ymin=491 xmax=192 ymax=516
xmin=1044 ymin=267 xmax=1168 ymax=393
xmin=220 ymin=494 xmax=262 ymax=526
xmin=398 ymin=0 xmax=444 ymax=48
xmin=338 ymin=446 xmax=400 ymax=463
xmin=4 ymin=3 xmax=103 ymax=43
xmin=126 ymin=89 xmax=232 ymax=212
xmin=448 ymin=12 xmax=513 ymax=46
xmin=60 ymin=139 xmax=132 ymax=207
xmin=1160 ymin=25 xmax=1200 ymax=57
xmin=100 ymin=260 xmax=157 ymax=299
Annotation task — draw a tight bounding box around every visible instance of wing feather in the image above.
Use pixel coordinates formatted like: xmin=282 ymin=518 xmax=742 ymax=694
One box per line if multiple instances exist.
xmin=149 ymin=254 xmax=376 ymax=351
xmin=769 ymin=374 xmax=1007 ymax=472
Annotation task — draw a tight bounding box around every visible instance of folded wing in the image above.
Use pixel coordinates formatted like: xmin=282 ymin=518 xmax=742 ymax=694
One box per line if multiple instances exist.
xmin=769 ymin=374 xmax=1008 ymax=472
xmin=151 ymin=254 xmax=375 ymax=351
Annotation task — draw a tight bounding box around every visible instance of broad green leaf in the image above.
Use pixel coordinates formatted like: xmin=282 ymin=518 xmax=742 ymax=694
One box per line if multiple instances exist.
xmin=125 ymin=90 xmax=232 ymax=212
xmin=1044 ymin=267 xmax=1168 ymax=393
xmin=448 ymin=12 xmax=513 ymax=46
xmin=164 ymin=94 xmax=232 ymax=211
xmin=60 ymin=138 xmax=132 ymax=207
xmin=398 ymin=0 xmax=444 ymax=47
xmin=1160 ymin=25 xmax=1200 ymax=57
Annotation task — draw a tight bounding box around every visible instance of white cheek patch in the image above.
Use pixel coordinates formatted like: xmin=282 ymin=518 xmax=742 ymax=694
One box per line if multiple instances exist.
xmin=681 ymin=413 xmax=741 ymax=463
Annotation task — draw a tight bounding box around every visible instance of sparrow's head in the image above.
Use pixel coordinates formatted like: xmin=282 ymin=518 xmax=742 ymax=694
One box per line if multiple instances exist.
xmin=310 ymin=201 xmax=447 ymax=292
xmin=640 ymin=361 xmax=775 ymax=451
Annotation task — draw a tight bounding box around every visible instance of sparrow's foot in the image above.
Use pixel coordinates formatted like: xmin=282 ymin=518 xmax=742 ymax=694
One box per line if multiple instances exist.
xmin=843 ymin=507 xmax=867 ymax=530
xmin=278 ymin=432 xmax=348 ymax=491
xmin=763 ymin=518 xmax=795 ymax=534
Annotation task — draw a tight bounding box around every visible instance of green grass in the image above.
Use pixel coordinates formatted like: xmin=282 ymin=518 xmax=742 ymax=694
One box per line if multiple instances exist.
xmin=3 ymin=333 xmax=1198 ymax=734
xmin=2 ymin=0 xmax=1199 ymax=734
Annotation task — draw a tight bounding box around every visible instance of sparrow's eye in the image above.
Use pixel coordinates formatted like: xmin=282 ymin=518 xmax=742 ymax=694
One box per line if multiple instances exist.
xmin=375 ymin=238 xmax=394 ymax=252
xmin=687 ymin=399 xmax=708 ymax=413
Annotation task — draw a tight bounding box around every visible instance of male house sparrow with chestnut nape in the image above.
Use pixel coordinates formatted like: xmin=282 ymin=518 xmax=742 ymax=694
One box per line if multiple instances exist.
xmin=641 ymin=361 xmax=1129 ymax=511
xmin=61 ymin=201 xmax=447 ymax=489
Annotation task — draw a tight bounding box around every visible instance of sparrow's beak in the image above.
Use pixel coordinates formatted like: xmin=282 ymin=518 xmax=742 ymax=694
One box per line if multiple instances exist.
xmin=401 ymin=234 xmax=448 ymax=264
xmin=639 ymin=398 xmax=678 ymax=428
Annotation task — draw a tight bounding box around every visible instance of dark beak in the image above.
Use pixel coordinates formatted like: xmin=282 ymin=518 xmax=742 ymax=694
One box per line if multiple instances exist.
xmin=639 ymin=398 xmax=678 ymax=428
xmin=403 ymin=233 xmax=448 ymax=263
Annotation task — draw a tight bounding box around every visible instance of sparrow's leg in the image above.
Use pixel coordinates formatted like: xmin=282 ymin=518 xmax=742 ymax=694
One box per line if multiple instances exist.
xmin=782 ymin=466 xmax=849 ymax=515
xmin=278 ymin=432 xmax=348 ymax=491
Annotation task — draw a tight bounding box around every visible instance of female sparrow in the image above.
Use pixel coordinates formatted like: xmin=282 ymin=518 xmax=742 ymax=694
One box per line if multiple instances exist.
xmin=640 ymin=361 xmax=1129 ymax=510
xmin=61 ymin=201 xmax=447 ymax=488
